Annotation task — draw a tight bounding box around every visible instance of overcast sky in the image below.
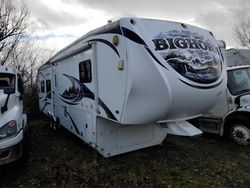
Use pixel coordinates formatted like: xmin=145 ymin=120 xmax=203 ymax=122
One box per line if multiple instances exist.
xmin=23 ymin=0 xmax=250 ymax=50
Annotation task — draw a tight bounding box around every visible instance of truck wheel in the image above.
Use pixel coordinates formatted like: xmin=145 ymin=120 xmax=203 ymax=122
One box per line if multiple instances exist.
xmin=17 ymin=131 xmax=29 ymax=167
xmin=227 ymin=117 xmax=250 ymax=145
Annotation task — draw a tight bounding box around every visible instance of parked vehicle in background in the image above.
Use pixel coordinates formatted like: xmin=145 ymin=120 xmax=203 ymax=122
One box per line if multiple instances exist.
xmin=0 ymin=65 xmax=28 ymax=165
xmin=194 ymin=49 xmax=250 ymax=145
xmin=38 ymin=17 xmax=227 ymax=157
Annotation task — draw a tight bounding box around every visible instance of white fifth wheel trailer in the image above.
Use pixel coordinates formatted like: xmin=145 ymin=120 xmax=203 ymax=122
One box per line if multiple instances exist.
xmin=38 ymin=17 xmax=227 ymax=157
xmin=0 ymin=65 xmax=28 ymax=165
xmin=195 ymin=49 xmax=250 ymax=145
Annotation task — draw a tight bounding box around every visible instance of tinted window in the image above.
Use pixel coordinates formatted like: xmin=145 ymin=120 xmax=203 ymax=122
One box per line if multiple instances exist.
xmin=46 ymin=80 xmax=51 ymax=99
xmin=228 ymin=67 xmax=250 ymax=95
xmin=17 ymin=74 xmax=23 ymax=94
xmin=41 ymin=80 xmax=45 ymax=93
xmin=0 ymin=73 xmax=15 ymax=89
xmin=79 ymin=60 xmax=92 ymax=83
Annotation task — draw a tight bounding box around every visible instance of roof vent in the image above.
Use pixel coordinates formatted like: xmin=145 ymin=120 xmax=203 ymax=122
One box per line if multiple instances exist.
xmin=181 ymin=23 xmax=187 ymax=28
xmin=130 ymin=19 xmax=136 ymax=25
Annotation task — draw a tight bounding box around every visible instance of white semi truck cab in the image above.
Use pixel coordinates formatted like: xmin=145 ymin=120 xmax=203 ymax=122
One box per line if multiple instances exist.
xmin=196 ymin=49 xmax=250 ymax=145
xmin=0 ymin=65 xmax=28 ymax=165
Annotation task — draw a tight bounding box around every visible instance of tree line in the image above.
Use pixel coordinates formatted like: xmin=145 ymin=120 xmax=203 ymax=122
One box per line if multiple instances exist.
xmin=0 ymin=0 xmax=55 ymax=116
xmin=0 ymin=0 xmax=54 ymax=89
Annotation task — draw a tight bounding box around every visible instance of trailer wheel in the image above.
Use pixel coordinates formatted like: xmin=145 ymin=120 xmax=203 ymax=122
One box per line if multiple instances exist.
xmin=50 ymin=120 xmax=56 ymax=132
xmin=49 ymin=118 xmax=60 ymax=134
xmin=227 ymin=116 xmax=250 ymax=146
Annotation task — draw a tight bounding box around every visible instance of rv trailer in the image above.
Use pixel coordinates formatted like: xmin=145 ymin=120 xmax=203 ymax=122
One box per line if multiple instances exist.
xmin=38 ymin=17 xmax=227 ymax=157
xmin=194 ymin=49 xmax=250 ymax=145
xmin=0 ymin=66 xmax=28 ymax=165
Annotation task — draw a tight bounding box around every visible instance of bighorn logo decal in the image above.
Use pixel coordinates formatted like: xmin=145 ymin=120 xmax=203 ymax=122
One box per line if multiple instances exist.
xmin=152 ymin=30 xmax=222 ymax=84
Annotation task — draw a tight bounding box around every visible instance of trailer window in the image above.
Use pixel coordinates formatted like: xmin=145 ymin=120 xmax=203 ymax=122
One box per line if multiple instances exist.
xmin=41 ymin=80 xmax=45 ymax=93
xmin=79 ymin=60 xmax=92 ymax=83
xmin=46 ymin=80 xmax=51 ymax=99
xmin=54 ymin=75 xmax=57 ymax=87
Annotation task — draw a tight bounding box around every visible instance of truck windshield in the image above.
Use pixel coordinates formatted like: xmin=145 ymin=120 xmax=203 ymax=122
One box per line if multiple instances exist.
xmin=0 ymin=73 xmax=15 ymax=89
xmin=227 ymin=67 xmax=250 ymax=95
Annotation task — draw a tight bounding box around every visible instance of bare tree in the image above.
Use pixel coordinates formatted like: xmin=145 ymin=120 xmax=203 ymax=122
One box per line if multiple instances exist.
xmin=0 ymin=0 xmax=53 ymax=88
xmin=234 ymin=19 xmax=250 ymax=48
xmin=0 ymin=0 xmax=55 ymax=116
xmin=0 ymin=0 xmax=29 ymax=65
xmin=8 ymin=38 xmax=55 ymax=88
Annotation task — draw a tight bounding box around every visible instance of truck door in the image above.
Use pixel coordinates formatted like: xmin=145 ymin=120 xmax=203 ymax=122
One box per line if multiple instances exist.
xmin=17 ymin=73 xmax=24 ymax=113
xmin=16 ymin=74 xmax=25 ymax=129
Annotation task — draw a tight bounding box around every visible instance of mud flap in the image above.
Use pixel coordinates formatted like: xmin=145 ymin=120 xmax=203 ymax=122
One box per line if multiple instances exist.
xmin=165 ymin=121 xmax=202 ymax=137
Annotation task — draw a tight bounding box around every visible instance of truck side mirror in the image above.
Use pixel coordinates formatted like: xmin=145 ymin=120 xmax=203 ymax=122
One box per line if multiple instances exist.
xmin=1 ymin=88 xmax=14 ymax=113
xmin=4 ymin=87 xmax=15 ymax=94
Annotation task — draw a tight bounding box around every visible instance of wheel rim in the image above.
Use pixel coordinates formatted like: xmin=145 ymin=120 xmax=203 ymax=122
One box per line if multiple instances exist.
xmin=231 ymin=125 xmax=250 ymax=145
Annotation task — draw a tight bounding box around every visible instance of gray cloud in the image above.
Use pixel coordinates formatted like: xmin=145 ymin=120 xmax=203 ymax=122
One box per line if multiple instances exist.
xmin=63 ymin=0 xmax=250 ymax=47
xmin=25 ymin=0 xmax=250 ymax=48
xmin=24 ymin=0 xmax=88 ymax=30
xmin=193 ymin=0 xmax=250 ymax=47
xmin=65 ymin=0 xmax=205 ymax=19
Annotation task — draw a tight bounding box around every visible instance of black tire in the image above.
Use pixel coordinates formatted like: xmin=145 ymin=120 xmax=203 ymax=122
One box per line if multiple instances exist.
xmin=16 ymin=131 xmax=29 ymax=167
xmin=226 ymin=116 xmax=250 ymax=145
xmin=50 ymin=118 xmax=61 ymax=135
xmin=26 ymin=119 xmax=31 ymax=134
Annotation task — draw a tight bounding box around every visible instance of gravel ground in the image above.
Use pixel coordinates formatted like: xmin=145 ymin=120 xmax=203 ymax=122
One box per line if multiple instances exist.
xmin=0 ymin=117 xmax=250 ymax=188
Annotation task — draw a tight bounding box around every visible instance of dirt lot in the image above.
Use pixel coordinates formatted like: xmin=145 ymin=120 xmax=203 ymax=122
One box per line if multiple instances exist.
xmin=0 ymin=117 xmax=250 ymax=188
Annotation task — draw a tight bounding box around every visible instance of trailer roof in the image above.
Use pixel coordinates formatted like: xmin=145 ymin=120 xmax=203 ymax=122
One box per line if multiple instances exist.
xmin=39 ymin=17 xmax=217 ymax=72
xmin=40 ymin=20 xmax=120 ymax=68
xmin=227 ymin=64 xmax=250 ymax=71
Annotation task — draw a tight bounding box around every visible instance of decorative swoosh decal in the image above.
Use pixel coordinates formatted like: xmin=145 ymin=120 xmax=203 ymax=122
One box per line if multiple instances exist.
xmin=60 ymin=74 xmax=94 ymax=105
xmin=41 ymin=101 xmax=51 ymax=112
xmin=121 ymin=27 xmax=168 ymax=70
xmin=84 ymin=26 xmax=168 ymax=70
xmin=85 ymin=26 xmax=122 ymax=38
xmin=179 ymin=78 xmax=223 ymax=89
xmin=145 ymin=46 xmax=168 ymax=69
xmin=98 ymin=98 xmax=117 ymax=121
xmin=121 ymin=27 xmax=147 ymax=46
xmin=60 ymin=74 xmax=117 ymax=121
xmin=67 ymin=111 xmax=80 ymax=135
xmin=86 ymin=38 xmax=120 ymax=57
xmin=41 ymin=94 xmax=51 ymax=112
